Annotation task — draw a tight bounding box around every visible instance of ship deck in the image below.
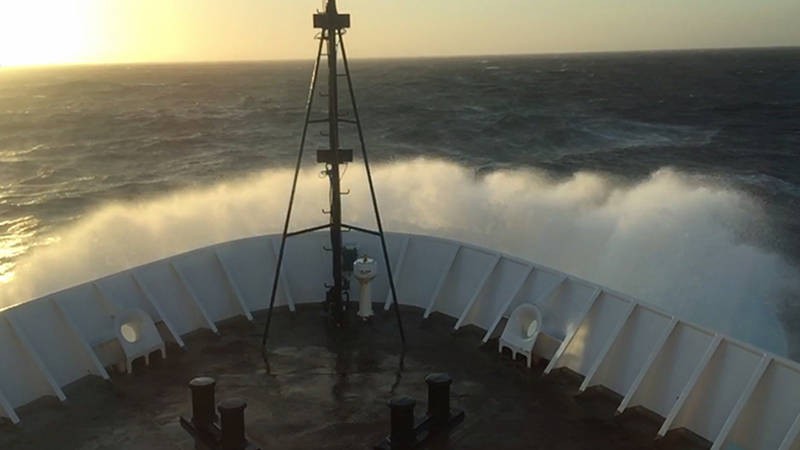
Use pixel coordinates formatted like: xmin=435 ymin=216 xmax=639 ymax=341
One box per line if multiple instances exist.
xmin=0 ymin=304 xmax=710 ymax=449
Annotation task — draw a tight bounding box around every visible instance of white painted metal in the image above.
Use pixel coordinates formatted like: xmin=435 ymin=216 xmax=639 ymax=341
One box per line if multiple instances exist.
xmin=3 ymin=314 xmax=66 ymax=401
xmin=0 ymin=387 xmax=19 ymax=424
xmin=91 ymin=282 xmax=118 ymax=317
xmin=658 ymin=334 xmax=723 ymax=437
xmin=544 ymin=287 xmax=602 ymax=375
xmin=423 ymin=244 xmax=460 ymax=318
xmin=778 ymin=412 xmax=800 ymax=450
xmin=434 ymin=247 xmax=502 ymax=320
xmin=270 ymin=238 xmax=296 ymax=312
xmin=673 ymin=340 xmax=766 ymax=442
xmin=617 ymin=317 xmax=678 ymax=413
xmin=391 ymin=236 xmax=459 ymax=309
xmin=384 ymin=235 xmax=409 ymax=310
xmin=629 ymin=323 xmax=716 ymax=421
xmin=586 ymin=305 xmax=672 ymax=405
xmin=0 ymin=229 xmax=797 ymax=446
xmin=481 ymin=265 xmax=535 ymax=343
xmin=454 ymin=254 xmax=501 ymax=330
xmin=50 ymin=299 xmax=111 ymax=380
xmin=173 ymin=250 xmax=244 ymax=322
xmin=135 ymin=262 xmax=207 ymax=336
xmin=214 ymin=250 xmax=253 ymax=321
xmin=724 ymin=359 xmax=800 ymax=449
xmin=169 ymin=262 xmax=219 ymax=334
xmin=131 ymin=273 xmax=185 ymax=348
xmin=579 ymin=302 xmax=636 ymax=392
xmin=711 ymin=355 xmax=771 ymax=450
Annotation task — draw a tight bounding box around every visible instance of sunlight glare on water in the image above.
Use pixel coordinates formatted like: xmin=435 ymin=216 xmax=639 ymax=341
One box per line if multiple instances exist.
xmin=0 ymin=216 xmax=41 ymax=284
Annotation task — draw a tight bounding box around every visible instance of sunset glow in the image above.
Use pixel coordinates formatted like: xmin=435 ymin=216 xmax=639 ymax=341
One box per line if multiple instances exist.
xmin=1 ymin=0 xmax=799 ymax=66
xmin=0 ymin=1 xmax=98 ymax=65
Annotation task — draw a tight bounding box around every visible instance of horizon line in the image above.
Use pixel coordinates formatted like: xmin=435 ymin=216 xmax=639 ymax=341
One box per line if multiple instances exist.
xmin=3 ymin=44 xmax=799 ymax=69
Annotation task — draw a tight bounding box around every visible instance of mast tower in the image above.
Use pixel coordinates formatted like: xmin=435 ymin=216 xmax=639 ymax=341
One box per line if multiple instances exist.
xmin=262 ymin=0 xmax=405 ymax=350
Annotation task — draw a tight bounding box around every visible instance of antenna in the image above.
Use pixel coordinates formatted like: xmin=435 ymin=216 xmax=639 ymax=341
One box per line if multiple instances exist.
xmin=261 ymin=0 xmax=405 ymax=352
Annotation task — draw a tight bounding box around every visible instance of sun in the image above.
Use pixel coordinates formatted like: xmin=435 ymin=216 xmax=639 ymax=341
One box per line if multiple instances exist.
xmin=0 ymin=0 xmax=97 ymax=66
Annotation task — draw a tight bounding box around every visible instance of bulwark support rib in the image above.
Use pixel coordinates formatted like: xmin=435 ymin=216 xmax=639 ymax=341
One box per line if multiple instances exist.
xmin=214 ymin=250 xmax=253 ymax=321
xmin=455 ymin=255 xmax=501 ymax=330
xmin=617 ymin=317 xmax=678 ymax=413
xmin=710 ymin=355 xmax=771 ymax=450
xmin=544 ymin=287 xmax=602 ymax=375
xmin=170 ymin=262 xmax=218 ymax=334
xmin=4 ymin=314 xmax=66 ymax=402
xmin=0 ymin=386 xmax=19 ymax=424
xmin=657 ymin=334 xmax=723 ymax=437
xmin=779 ymin=412 xmax=800 ymax=450
xmin=579 ymin=302 xmax=636 ymax=392
xmin=50 ymin=298 xmax=110 ymax=380
xmin=384 ymin=235 xmax=410 ymax=311
xmin=269 ymin=238 xmax=295 ymax=311
xmin=481 ymin=265 xmax=536 ymax=343
xmin=131 ymin=272 xmax=185 ymax=348
xmin=424 ymin=245 xmax=460 ymax=318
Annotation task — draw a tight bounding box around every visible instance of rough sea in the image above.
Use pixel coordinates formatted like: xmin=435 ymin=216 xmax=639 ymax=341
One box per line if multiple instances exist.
xmin=1 ymin=48 xmax=799 ymax=359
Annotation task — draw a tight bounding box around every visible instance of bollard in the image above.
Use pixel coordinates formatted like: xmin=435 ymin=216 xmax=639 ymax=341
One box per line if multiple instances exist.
xmin=388 ymin=396 xmax=416 ymax=448
xmin=189 ymin=377 xmax=216 ymax=429
xmin=376 ymin=378 xmax=463 ymax=449
xmin=425 ymin=373 xmax=452 ymax=427
xmin=219 ymin=398 xmax=248 ymax=450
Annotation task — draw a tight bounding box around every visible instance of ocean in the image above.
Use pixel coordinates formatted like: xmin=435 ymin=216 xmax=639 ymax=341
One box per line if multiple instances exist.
xmin=1 ymin=48 xmax=799 ymax=359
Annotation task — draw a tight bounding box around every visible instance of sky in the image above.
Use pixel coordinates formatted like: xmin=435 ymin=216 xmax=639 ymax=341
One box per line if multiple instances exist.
xmin=1 ymin=0 xmax=799 ymax=66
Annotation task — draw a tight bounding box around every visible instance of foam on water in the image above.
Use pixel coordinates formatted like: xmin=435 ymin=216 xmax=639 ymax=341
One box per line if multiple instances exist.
xmin=1 ymin=159 xmax=797 ymax=357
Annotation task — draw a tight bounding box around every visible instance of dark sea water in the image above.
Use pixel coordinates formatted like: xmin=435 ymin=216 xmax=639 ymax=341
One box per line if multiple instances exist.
xmin=1 ymin=48 xmax=799 ymax=357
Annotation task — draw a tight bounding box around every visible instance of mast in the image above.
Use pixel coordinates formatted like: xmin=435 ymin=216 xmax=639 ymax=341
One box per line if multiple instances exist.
xmin=323 ymin=0 xmax=345 ymax=325
xmin=262 ymin=0 xmax=405 ymax=353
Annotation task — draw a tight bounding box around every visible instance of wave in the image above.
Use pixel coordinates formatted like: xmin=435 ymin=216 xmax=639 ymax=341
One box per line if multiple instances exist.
xmin=1 ymin=159 xmax=797 ymax=358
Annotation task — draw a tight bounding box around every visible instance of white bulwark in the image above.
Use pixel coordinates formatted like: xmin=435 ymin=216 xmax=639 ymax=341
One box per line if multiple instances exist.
xmin=0 ymin=232 xmax=798 ymax=449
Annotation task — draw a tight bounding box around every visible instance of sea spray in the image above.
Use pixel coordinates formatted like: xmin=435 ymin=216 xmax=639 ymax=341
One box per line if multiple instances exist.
xmin=1 ymin=159 xmax=797 ymax=357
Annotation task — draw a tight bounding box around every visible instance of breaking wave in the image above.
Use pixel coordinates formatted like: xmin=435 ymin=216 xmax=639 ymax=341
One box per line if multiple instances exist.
xmin=2 ymin=159 xmax=798 ymax=357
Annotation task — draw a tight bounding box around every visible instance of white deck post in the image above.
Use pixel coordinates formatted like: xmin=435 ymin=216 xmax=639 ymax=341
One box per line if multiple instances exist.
xmin=50 ymin=299 xmax=110 ymax=380
xmin=579 ymin=302 xmax=636 ymax=392
xmin=710 ymin=355 xmax=771 ymax=450
xmin=454 ymin=255 xmax=501 ymax=330
xmin=384 ymin=235 xmax=410 ymax=311
xmin=169 ymin=262 xmax=219 ymax=334
xmin=544 ymin=287 xmax=603 ymax=375
xmin=657 ymin=334 xmax=723 ymax=437
xmin=481 ymin=266 xmax=536 ymax=343
xmin=423 ymin=245 xmax=460 ymax=318
xmin=4 ymin=314 xmax=66 ymax=401
xmin=617 ymin=317 xmax=678 ymax=413
xmin=214 ymin=251 xmax=253 ymax=321
xmin=131 ymin=272 xmax=185 ymax=348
